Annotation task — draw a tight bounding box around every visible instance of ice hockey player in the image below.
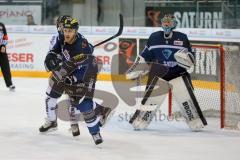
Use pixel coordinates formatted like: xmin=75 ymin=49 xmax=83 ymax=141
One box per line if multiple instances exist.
xmin=39 ymin=15 xmax=82 ymax=135
xmin=126 ymin=14 xmax=207 ymax=131
xmin=41 ymin=17 xmax=110 ymax=145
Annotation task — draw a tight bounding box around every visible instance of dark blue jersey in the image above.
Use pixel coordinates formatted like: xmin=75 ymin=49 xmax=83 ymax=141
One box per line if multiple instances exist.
xmin=51 ymin=33 xmax=94 ymax=82
xmin=141 ymin=31 xmax=194 ymax=77
xmin=52 ymin=33 xmax=93 ymax=60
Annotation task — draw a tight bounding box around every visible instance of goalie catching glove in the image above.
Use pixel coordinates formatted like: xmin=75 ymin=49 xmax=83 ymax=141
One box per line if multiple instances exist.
xmin=174 ymin=48 xmax=195 ymax=70
xmin=126 ymin=55 xmax=149 ymax=80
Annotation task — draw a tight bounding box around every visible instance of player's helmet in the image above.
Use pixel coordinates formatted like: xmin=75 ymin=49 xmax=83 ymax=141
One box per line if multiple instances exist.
xmin=56 ymin=15 xmax=71 ymax=29
xmin=161 ymin=14 xmax=177 ymax=34
xmin=63 ymin=17 xmax=79 ymax=30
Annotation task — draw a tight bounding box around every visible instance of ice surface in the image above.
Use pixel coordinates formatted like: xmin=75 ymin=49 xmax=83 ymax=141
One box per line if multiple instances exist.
xmin=0 ymin=77 xmax=240 ymax=160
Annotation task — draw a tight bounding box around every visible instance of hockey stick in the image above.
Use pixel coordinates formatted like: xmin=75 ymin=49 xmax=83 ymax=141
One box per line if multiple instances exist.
xmin=93 ymin=14 xmax=123 ymax=48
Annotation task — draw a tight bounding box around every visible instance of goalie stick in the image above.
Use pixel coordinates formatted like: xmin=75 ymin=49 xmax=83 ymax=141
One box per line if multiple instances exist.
xmin=93 ymin=14 xmax=123 ymax=48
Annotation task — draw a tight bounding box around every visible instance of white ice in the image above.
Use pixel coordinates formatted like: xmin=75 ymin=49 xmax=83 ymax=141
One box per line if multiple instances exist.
xmin=0 ymin=77 xmax=240 ymax=160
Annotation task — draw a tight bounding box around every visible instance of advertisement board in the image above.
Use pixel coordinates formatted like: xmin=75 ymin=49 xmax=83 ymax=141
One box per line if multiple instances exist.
xmin=1 ymin=27 xmax=239 ymax=82
xmin=0 ymin=5 xmax=41 ymax=25
xmin=145 ymin=6 xmax=222 ymax=28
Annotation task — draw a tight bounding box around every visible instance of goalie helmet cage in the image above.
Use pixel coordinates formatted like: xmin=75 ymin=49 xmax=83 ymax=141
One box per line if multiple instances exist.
xmin=168 ymin=44 xmax=240 ymax=129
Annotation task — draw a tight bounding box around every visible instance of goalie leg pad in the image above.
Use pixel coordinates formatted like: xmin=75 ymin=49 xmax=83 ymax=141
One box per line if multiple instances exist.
xmin=129 ymin=77 xmax=170 ymax=129
xmin=181 ymin=75 xmax=207 ymax=125
xmin=130 ymin=104 xmax=161 ymax=130
xmin=170 ymin=75 xmax=207 ymax=130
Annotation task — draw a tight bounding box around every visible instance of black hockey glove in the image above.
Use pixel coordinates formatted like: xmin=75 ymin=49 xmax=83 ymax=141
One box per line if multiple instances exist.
xmin=44 ymin=51 xmax=62 ymax=71
xmin=0 ymin=45 xmax=6 ymax=53
xmin=64 ymin=75 xmax=77 ymax=85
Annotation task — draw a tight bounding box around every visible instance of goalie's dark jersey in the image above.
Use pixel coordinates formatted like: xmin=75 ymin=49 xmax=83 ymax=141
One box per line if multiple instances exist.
xmin=141 ymin=30 xmax=194 ymax=80
xmin=51 ymin=33 xmax=94 ymax=81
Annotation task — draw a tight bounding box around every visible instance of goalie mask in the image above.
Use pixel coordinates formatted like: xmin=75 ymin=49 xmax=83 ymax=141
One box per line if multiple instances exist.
xmin=161 ymin=14 xmax=177 ymax=35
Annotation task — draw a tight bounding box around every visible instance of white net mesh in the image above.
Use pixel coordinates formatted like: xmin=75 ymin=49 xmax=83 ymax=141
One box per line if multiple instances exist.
xmin=171 ymin=44 xmax=240 ymax=129
xmin=224 ymin=45 xmax=240 ymax=129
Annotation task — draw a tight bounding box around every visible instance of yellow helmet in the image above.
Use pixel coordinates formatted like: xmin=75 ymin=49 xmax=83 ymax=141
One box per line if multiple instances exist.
xmin=63 ymin=17 xmax=79 ymax=30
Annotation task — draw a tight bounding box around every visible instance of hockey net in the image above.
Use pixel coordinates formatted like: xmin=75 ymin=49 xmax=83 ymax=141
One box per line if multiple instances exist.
xmin=169 ymin=44 xmax=240 ymax=129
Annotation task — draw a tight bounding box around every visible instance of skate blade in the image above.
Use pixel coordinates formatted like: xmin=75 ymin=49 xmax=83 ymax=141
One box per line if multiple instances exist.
xmin=68 ymin=127 xmax=80 ymax=137
xmin=95 ymin=143 xmax=103 ymax=149
xmin=72 ymin=131 xmax=80 ymax=137
xmin=39 ymin=127 xmax=58 ymax=134
xmin=94 ymin=140 xmax=104 ymax=148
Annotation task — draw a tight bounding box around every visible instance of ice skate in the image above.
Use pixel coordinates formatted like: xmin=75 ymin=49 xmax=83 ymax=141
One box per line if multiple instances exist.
xmin=70 ymin=123 xmax=80 ymax=136
xmin=92 ymin=132 xmax=103 ymax=145
xmin=39 ymin=119 xmax=57 ymax=133
xmin=8 ymin=85 xmax=15 ymax=91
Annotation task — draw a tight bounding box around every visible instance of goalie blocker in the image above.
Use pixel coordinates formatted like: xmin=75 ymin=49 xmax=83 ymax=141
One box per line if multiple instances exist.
xmin=129 ymin=74 xmax=207 ymax=131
